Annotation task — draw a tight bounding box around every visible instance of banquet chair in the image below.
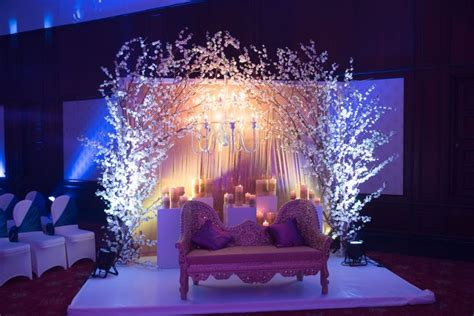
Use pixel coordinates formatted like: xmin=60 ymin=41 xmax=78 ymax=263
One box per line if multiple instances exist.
xmin=0 ymin=208 xmax=32 ymax=286
xmin=52 ymin=195 xmax=96 ymax=267
xmin=13 ymin=200 xmax=67 ymax=277
xmin=25 ymin=191 xmax=49 ymax=216
xmin=0 ymin=193 xmax=19 ymax=220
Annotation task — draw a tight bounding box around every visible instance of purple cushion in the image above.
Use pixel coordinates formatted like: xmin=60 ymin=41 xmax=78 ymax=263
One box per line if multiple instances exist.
xmin=192 ymin=220 xmax=232 ymax=250
xmin=267 ymin=218 xmax=304 ymax=247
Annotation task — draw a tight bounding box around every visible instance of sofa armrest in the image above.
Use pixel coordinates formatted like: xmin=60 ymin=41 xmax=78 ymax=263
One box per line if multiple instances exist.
xmin=176 ymin=237 xmax=193 ymax=266
xmin=306 ymin=232 xmax=332 ymax=256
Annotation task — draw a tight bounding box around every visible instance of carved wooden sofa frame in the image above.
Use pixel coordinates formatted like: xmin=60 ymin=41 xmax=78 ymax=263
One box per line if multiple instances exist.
xmin=175 ymin=199 xmax=331 ymax=300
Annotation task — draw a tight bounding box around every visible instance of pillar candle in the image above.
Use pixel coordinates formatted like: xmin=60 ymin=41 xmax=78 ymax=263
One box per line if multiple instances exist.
xmin=268 ymin=178 xmax=277 ymax=195
xmin=256 ymin=179 xmax=266 ymax=196
xmin=162 ymin=195 xmax=170 ymax=209
xmin=170 ymin=187 xmax=179 ymax=208
xmin=290 ymin=190 xmax=297 ymax=200
xmin=314 ymin=197 xmax=321 ymax=205
xmin=245 ymin=192 xmax=251 ymax=205
xmin=205 ymin=179 xmax=213 ymax=197
xmin=176 ymin=186 xmax=185 ymax=197
xmin=227 ymin=193 xmax=234 ymax=205
xmin=179 ymin=195 xmax=188 ymax=207
xmin=249 ymin=194 xmax=256 ymax=207
xmin=199 ymin=179 xmax=205 ymax=196
xmin=256 ymin=210 xmax=264 ymax=225
xmin=308 ymin=190 xmax=315 ymax=200
xmin=300 ymin=184 xmax=308 ymax=200
xmin=235 ymin=185 xmax=244 ymax=206
xmin=193 ymin=179 xmax=200 ymax=197
xmin=265 ymin=211 xmax=276 ymax=225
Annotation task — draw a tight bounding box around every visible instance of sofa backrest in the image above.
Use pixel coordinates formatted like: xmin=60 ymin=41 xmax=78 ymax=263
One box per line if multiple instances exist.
xmin=275 ymin=199 xmax=322 ymax=247
xmin=180 ymin=201 xmax=272 ymax=249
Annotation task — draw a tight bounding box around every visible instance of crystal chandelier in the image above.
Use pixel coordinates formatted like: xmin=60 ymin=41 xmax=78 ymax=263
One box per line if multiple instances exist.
xmin=190 ymin=82 xmax=259 ymax=154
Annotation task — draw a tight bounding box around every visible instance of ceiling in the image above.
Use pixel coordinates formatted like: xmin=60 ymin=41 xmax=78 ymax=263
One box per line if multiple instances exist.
xmin=0 ymin=0 xmax=197 ymax=36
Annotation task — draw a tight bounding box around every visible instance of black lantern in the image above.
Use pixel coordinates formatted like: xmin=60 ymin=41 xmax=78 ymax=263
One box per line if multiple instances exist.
xmin=91 ymin=248 xmax=119 ymax=278
xmin=343 ymin=240 xmax=368 ymax=266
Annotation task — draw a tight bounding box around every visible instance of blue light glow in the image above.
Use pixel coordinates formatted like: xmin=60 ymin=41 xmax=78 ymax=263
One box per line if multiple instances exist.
xmin=44 ymin=14 xmax=53 ymax=28
xmin=64 ymin=100 xmax=112 ymax=181
xmin=8 ymin=18 xmax=17 ymax=34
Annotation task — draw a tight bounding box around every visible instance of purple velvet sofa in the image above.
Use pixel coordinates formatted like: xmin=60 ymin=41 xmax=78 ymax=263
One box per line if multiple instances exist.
xmin=175 ymin=199 xmax=331 ymax=300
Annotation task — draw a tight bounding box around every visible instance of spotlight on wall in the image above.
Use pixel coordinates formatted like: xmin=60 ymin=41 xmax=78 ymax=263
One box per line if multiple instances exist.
xmin=48 ymin=196 xmax=56 ymax=202
xmin=342 ymin=240 xmax=368 ymax=266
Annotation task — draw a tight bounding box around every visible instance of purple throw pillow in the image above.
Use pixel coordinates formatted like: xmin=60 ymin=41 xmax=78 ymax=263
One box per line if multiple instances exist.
xmin=192 ymin=220 xmax=232 ymax=250
xmin=267 ymin=218 xmax=305 ymax=247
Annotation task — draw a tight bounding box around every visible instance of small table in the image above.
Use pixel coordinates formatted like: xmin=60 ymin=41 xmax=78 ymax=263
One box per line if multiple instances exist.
xmin=223 ymin=205 xmax=256 ymax=226
xmin=157 ymin=208 xmax=181 ymax=269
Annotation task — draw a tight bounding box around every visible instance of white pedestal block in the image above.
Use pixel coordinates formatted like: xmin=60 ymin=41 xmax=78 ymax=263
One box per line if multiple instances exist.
xmin=192 ymin=197 xmax=214 ymax=208
xmin=157 ymin=208 xmax=181 ymax=269
xmin=256 ymin=195 xmax=278 ymax=213
xmin=223 ymin=205 xmax=256 ymax=226
xmin=314 ymin=203 xmax=323 ymax=232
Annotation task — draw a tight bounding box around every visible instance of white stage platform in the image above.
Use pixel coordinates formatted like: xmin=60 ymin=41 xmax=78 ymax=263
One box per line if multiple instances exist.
xmin=68 ymin=256 xmax=435 ymax=316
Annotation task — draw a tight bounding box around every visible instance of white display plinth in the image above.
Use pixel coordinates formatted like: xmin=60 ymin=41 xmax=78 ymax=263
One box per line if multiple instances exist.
xmin=314 ymin=203 xmax=323 ymax=232
xmin=223 ymin=205 xmax=256 ymax=226
xmin=157 ymin=208 xmax=181 ymax=269
xmin=256 ymin=195 xmax=278 ymax=213
xmin=192 ymin=197 xmax=214 ymax=208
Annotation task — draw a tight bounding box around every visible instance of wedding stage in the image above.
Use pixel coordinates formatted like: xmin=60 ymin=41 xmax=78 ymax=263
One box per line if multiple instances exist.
xmin=67 ymin=255 xmax=435 ymax=316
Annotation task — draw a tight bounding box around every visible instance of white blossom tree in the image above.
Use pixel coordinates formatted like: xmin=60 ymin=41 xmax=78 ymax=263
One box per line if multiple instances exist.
xmin=83 ymin=33 xmax=201 ymax=263
xmin=245 ymin=42 xmax=396 ymax=243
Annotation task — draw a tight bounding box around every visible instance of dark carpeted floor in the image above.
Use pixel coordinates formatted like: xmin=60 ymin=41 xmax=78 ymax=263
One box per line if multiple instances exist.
xmin=1 ymin=251 xmax=473 ymax=316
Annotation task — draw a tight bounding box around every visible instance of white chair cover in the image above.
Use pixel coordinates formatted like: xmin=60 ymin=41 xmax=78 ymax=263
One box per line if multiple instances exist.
xmin=0 ymin=238 xmax=32 ymax=286
xmin=14 ymin=200 xmax=67 ymax=277
xmin=0 ymin=193 xmax=18 ymax=220
xmin=25 ymin=191 xmax=48 ymax=216
xmin=51 ymin=195 xmax=95 ymax=267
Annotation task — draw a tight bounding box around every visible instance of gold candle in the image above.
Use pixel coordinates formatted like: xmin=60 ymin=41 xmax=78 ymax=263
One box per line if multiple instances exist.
xmin=235 ymin=185 xmax=244 ymax=206
xmin=162 ymin=195 xmax=170 ymax=209
xmin=256 ymin=179 xmax=266 ymax=196
xmin=170 ymin=187 xmax=179 ymax=208
xmin=199 ymin=179 xmax=205 ymax=197
xmin=290 ymin=190 xmax=297 ymax=200
xmin=265 ymin=211 xmax=276 ymax=225
xmin=268 ymin=178 xmax=277 ymax=195
xmin=193 ymin=179 xmax=200 ymax=197
xmin=249 ymin=194 xmax=256 ymax=207
xmin=256 ymin=210 xmax=264 ymax=225
xmin=176 ymin=186 xmax=185 ymax=197
xmin=179 ymin=195 xmax=188 ymax=207
xmin=205 ymin=179 xmax=213 ymax=197
xmin=227 ymin=193 xmax=234 ymax=205
xmin=300 ymin=184 xmax=308 ymax=200
xmin=245 ymin=192 xmax=251 ymax=205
